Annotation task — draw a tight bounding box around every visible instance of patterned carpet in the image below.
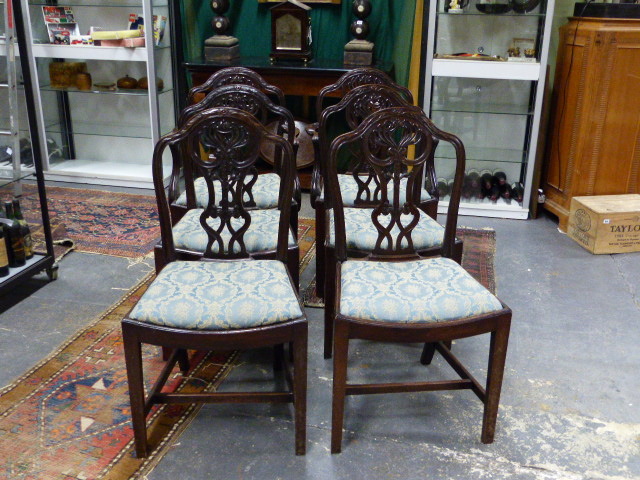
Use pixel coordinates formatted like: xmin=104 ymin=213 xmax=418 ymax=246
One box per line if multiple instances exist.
xmin=3 ymin=184 xmax=161 ymax=258
xmin=0 ymin=218 xmax=316 ymax=480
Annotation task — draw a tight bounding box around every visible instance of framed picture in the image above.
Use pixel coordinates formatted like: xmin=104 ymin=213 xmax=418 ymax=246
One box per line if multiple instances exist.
xmin=258 ymin=0 xmax=340 ymax=4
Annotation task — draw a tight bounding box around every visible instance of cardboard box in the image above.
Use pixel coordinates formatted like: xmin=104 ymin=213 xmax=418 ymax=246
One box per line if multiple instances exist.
xmin=568 ymin=194 xmax=640 ymax=254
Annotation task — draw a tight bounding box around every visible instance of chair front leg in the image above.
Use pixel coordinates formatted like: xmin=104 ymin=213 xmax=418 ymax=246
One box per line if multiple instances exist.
xmin=420 ymin=343 xmax=437 ymax=365
xmin=315 ymin=201 xmax=327 ymax=299
xmin=122 ymin=325 xmax=149 ymax=458
xmin=331 ymin=318 xmax=350 ymax=454
xmin=288 ymin=246 xmax=300 ymax=293
xmin=293 ymin=323 xmax=308 ymax=455
xmin=324 ymin=247 xmax=337 ymax=359
xmin=481 ymin=320 xmax=511 ymax=444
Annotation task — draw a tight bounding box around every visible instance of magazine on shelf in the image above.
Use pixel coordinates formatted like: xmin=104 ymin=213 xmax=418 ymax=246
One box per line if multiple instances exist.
xmin=128 ymin=13 xmax=167 ymax=46
xmin=42 ymin=6 xmax=81 ymax=44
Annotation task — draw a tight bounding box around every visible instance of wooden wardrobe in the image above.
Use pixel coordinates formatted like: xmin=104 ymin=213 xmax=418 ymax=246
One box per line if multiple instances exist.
xmin=543 ymin=17 xmax=640 ymax=230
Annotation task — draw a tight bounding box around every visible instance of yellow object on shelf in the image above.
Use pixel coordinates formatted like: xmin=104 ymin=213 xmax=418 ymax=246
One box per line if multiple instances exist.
xmin=91 ymin=29 xmax=143 ymax=40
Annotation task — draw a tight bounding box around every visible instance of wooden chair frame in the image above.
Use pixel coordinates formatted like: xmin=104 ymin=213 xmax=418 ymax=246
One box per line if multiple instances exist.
xmin=310 ymin=84 xmax=446 ymax=312
xmin=123 ymin=107 xmax=308 ymax=458
xmin=155 ymin=86 xmax=301 ymax=290
xmin=325 ymin=107 xmax=512 ymax=453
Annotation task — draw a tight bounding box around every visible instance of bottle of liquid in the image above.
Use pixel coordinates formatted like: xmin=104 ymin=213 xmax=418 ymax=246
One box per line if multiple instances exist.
xmin=1 ymin=201 xmax=25 ymax=267
xmin=12 ymin=199 xmax=33 ymax=259
xmin=0 ymin=227 xmax=9 ymax=277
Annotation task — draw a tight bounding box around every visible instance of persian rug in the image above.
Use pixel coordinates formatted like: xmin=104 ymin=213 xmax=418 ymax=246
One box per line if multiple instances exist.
xmin=1 ymin=184 xmax=160 ymax=258
xmin=31 ymin=223 xmax=75 ymax=262
xmin=303 ymin=226 xmax=497 ymax=307
xmin=0 ymin=220 xmax=316 ymax=480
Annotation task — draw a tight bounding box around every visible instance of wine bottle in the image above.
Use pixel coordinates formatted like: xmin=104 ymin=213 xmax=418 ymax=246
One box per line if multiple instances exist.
xmin=1 ymin=201 xmax=25 ymax=267
xmin=437 ymin=178 xmax=449 ymax=198
xmin=480 ymin=172 xmax=494 ymax=198
xmin=512 ymin=182 xmax=525 ymax=203
xmin=493 ymin=170 xmax=507 ymax=186
xmin=0 ymin=227 xmax=9 ymax=277
xmin=12 ymin=199 xmax=33 ymax=259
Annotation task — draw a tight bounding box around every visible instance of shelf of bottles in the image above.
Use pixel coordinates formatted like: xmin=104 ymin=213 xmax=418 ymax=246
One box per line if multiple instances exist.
xmin=429 ymin=76 xmax=536 ymax=216
xmin=0 ymin=196 xmax=39 ymax=282
xmin=424 ymin=0 xmax=554 ymax=218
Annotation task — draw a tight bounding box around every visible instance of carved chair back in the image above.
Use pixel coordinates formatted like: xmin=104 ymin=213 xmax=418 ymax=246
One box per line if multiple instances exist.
xmin=327 ymin=106 xmax=465 ymax=262
xmin=316 ymin=84 xmax=417 ymax=208
xmin=175 ymin=84 xmax=297 ymax=210
xmin=154 ymin=107 xmax=295 ymax=263
xmin=315 ymin=67 xmax=414 ymax=122
xmin=187 ymin=66 xmax=285 ymax=105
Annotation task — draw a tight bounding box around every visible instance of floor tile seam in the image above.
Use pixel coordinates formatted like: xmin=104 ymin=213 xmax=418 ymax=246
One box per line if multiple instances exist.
xmin=610 ymin=254 xmax=640 ymax=312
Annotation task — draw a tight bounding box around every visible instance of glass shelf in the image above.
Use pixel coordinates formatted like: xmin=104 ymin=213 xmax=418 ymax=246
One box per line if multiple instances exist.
xmin=45 ymin=122 xmax=152 ymax=139
xmin=0 ymin=170 xmax=34 ymax=188
xmin=437 ymin=11 xmax=545 ymax=17
xmin=436 ymin=145 xmax=528 ymax=164
xmin=40 ymin=85 xmax=173 ymax=96
xmin=28 ymin=0 xmax=168 ymax=7
xmin=431 ymin=102 xmax=533 ymax=115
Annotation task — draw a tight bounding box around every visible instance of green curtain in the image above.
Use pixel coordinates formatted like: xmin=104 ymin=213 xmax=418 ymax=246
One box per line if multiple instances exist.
xmin=180 ymin=0 xmax=417 ymax=86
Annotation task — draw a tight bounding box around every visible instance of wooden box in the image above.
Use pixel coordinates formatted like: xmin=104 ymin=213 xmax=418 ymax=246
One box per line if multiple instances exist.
xmin=568 ymin=195 xmax=640 ymax=254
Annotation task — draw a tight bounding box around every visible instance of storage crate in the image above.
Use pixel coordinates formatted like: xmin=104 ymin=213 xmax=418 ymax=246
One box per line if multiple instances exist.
xmin=567 ymin=195 xmax=640 ymax=254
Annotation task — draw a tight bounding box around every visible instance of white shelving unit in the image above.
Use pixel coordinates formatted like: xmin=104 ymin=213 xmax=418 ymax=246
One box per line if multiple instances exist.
xmin=423 ymin=0 xmax=555 ymax=219
xmin=17 ymin=0 xmax=175 ymax=188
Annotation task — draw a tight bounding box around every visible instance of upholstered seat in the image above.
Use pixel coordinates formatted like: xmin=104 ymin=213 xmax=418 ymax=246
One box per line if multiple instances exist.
xmin=130 ymin=260 xmax=302 ymax=330
xmin=328 ymin=208 xmax=444 ymax=251
xmin=320 ymin=174 xmax=431 ymax=206
xmin=173 ymin=208 xmax=296 ymax=253
xmin=174 ymin=173 xmax=281 ymax=209
xmin=340 ymin=257 xmax=503 ymax=323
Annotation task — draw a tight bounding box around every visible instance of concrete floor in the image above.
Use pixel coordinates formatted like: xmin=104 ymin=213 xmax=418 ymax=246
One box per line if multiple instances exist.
xmin=1 ymin=191 xmax=639 ymax=480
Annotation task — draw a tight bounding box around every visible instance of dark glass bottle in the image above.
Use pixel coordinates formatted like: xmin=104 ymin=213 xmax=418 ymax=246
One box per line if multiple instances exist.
xmin=512 ymin=182 xmax=525 ymax=203
xmin=0 ymin=227 xmax=9 ymax=277
xmin=437 ymin=178 xmax=449 ymax=199
xmin=2 ymin=201 xmax=25 ymax=267
xmin=12 ymin=199 xmax=33 ymax=259
xmin=481 ymin=172 xmax=494 ymax=199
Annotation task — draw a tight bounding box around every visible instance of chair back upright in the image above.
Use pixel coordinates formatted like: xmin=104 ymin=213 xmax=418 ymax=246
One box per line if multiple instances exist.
xmin=178 ymin=84 xmax=297 ymax=210
xmin=154 ymin=107 xmax=295 ymax=264
xmin=315 ymin=67 xmax=414 ymax=123
xmin=327 ymin=106 xmax=465 ymax=262
xmin=187 ymin=66 xmax=285 ymax=105
xmin=317 ymin=84 xmax=412 ymax=208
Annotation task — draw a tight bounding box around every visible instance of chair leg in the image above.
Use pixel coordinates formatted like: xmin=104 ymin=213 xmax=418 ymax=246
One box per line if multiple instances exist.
xmin=315 ymin=203 xmax=326 ymax=299
xmin=420 ymin=343 xmax=436 ymax=365
xmin=324 ymin=247 xmax=337 ymax=359
xmin=161 ymin=347 xmax=172 ymax=361
xmin=331 ymin=319 xmax=349 ymax=454
xmin=176 ymin=348 xmax=190 ymax=374
xmin=288 ymin=246 xmax=300 ymax=293
xmin=292 ymin=323 xmax=308 ymax=455
xmin=122 ymin=326 xmax=149 ymax=458
xmin=273 ymin=343 xmax=285 ymax=373
xmin=481 ymin=322 xmax=510 ymax=444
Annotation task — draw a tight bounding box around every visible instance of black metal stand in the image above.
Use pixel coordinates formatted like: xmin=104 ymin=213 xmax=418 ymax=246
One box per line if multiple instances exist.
xmin=0 ymin=0 xmax=58 ymax=289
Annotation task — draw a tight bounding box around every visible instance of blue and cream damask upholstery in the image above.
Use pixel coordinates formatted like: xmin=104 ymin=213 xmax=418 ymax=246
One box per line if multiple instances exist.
xmin=320 ymin=174 xmax=431 ymax=206
xmin=328 ymin=208 xmax=444 ymax=251
xmin=174 ymin=173 xmax=281 ymax=209
xmin=339 ymin=257 xmax=503 ymax=323
xmin=172 ymin=208 xmax=296 ymax=253
xmin=129 ymin=260 xmax=303 ymax=330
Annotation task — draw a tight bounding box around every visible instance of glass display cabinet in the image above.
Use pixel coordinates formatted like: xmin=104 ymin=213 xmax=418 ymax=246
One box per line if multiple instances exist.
xmin=423 ymin=0 xmax=555 ymax=219
xmin=17 ymin=0 xmax=176 ymax=188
